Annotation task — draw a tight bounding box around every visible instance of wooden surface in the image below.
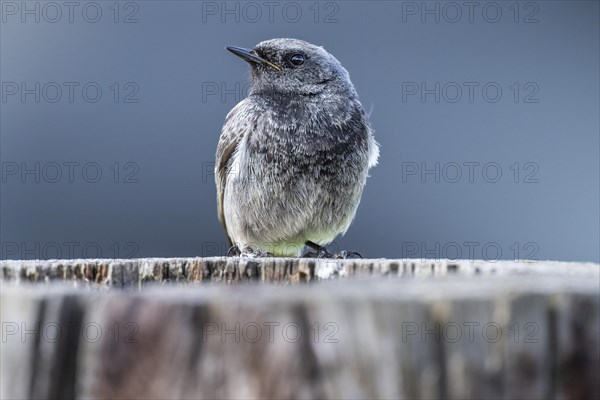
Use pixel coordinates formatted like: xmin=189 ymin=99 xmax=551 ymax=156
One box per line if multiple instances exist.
xmin=1 ymin=258 xmax=599 ymax=399
xmin=1 ymin=257 xmax=598 ymax=287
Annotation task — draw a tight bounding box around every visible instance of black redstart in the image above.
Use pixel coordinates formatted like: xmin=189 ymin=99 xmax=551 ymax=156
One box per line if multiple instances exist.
xmin=216 ymin=38 xmax=379 ymax=257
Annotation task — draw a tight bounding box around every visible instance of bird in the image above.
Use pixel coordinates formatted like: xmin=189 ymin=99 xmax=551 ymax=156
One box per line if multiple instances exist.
xmin=215 ymin=38 xmax=379 ymax=257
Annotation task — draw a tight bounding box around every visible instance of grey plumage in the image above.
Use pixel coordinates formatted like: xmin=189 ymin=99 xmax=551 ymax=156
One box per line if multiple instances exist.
xmin=216 ymin=38 xmax=379 ymax=256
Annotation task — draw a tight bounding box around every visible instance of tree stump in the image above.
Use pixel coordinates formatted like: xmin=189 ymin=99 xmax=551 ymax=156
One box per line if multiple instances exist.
xmin=1 ymin=258 xmax=598 ymax=399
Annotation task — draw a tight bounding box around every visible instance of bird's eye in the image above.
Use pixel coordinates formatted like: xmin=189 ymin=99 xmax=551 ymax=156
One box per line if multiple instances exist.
xmin=289 ymin=53 xmax=305 ymax=66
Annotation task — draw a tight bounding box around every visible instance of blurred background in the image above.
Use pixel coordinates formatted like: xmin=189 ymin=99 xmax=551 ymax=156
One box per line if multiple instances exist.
xmin=1 ymin=1 xmax=598 ymax=262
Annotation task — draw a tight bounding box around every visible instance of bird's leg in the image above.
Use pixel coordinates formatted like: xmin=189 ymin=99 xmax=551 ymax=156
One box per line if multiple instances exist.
xmin=302 ymin=241 xmax=363 ymax=259
xmin=303 ymin=241 xmax=334 ymax=258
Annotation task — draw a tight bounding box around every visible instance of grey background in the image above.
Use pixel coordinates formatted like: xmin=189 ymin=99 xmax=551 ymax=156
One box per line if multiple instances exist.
xmin=1 ymin=1 xmax=598 ymax=262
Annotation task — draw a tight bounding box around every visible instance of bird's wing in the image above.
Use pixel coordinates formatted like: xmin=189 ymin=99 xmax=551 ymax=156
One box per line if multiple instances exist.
xmin=215 ymin=101 xmax=250 ymax=245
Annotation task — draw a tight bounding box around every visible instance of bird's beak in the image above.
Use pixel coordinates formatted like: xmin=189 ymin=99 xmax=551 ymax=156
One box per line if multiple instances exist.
xmin=226 ymin=46 xmax=282 ymax=72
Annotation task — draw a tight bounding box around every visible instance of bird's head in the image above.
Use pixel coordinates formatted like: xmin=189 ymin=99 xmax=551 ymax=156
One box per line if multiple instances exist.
xmin=226 ymin=38 xmax=354 ymax=97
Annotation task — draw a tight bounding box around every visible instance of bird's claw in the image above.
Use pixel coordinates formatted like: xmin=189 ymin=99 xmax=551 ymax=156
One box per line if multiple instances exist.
xmin=227 ymin=245 xmax=241 ymax=257
xmin=227 ymin=245 xmax=273 ymax=258
xmin=302 ymin=241 xmax=363 ymax=259
xmin=334 ymin=250 xmax=363 ymax=259
xmin=302 ymin=249 xmax=333 ymax=258
xmin=239 ymin=246 xmax=273 ymax=258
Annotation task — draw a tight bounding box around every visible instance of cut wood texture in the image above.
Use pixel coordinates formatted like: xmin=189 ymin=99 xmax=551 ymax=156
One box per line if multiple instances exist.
xmin=1 ymin=258 xmax=598 ymax=399
xmin=1 ymin=257 xmax=598 ymax=287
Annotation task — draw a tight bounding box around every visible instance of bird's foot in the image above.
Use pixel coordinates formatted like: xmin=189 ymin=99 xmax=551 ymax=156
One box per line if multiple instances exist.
xmin=333 ymin=250 xmax=363 ymax=259
xmin=302 ymin=241 xmax=363 ymax=259
xmin=227 ymin=245 xmax=273 ymax=258
xmin=239 ymin=246 xmax=273 ymax=258
xmin=302 ymin=249 xmax=333 ymax=258
xmin=227 ymin=245 xmax=241 ymax=257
